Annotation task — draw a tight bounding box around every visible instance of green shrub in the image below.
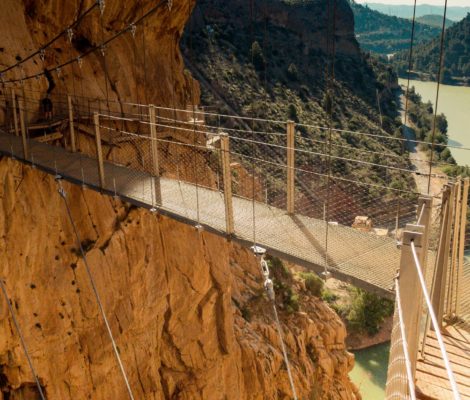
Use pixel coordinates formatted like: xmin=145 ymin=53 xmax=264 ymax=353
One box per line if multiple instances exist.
xmin=300 ymin=272 xmax=324 ymax=297
xmin=346 ymin=288 xmax=394 ymax=335
xmin=321 ymin=288 xmax=338 ymax=304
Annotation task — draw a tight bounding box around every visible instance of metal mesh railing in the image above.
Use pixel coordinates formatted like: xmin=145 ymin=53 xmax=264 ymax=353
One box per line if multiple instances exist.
xmin=1 ymin=92 xmax=469 ymax=297
xmin=385 ymin=278 xmax=417 ymax=400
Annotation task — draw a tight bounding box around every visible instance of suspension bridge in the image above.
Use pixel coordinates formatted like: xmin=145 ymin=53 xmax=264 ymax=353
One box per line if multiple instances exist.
xmin=0 ymin=0 xmax=469 ymax=398
xmin=0 ymin=89 xmax=469 ymax=399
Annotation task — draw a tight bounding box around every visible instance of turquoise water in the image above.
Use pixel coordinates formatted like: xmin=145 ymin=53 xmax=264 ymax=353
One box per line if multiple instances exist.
xmin=349 ymin=342 xmax=390 ymax=399
xmin=398 ymin=79 xmax=470 ymax=167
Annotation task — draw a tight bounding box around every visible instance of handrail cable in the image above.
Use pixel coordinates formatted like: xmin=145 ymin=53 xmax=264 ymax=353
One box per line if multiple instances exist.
xmin=97 ymin=124 xmax=438 ymax=196
xmin=0 ymin=2 xmax=98 ymax=75
xmin=394 ymin=277 xmax=417 ymax=400
xmin=410 ymin=240 xmax=461 ymax=400
xmin=8 ymin=90 xmax=470 ymax=152
xmin=56 ymin=180 xmax=135 ymax=400
xmin=0 ymin=279 xmax=46 ymax=400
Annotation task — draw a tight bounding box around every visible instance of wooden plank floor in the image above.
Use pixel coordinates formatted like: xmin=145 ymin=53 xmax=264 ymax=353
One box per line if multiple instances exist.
xmin=0 ymin=131 xmax=405 ymax=297
xmin=416 ymin=325 xmax=470 ymax=399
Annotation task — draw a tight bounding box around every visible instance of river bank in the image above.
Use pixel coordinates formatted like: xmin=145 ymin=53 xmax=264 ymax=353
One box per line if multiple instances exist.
xmin=398 ymin=78 xmax=470 ymax=166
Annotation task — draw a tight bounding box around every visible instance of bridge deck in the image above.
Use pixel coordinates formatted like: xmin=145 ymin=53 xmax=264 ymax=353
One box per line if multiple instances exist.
xmin=416 ymin=325 xmax=470 ymax=399
xmin=0 ymin=131 xmax=401 ymax=297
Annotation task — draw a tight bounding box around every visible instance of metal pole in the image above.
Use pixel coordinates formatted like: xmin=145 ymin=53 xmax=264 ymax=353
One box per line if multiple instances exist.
xmin=93 ymin=113 xmax=105 ymax=188
xmin=287 ymin=120 xmax=295 ymax=214
xmin=149 ymin=105 xmax=162 ymax=206
xmin=18 ymin=98 xmax=28 ymax=159
xmin=220 ymin=133 xmax=234 ymax=235
xmin=68 ymin=95 xmax=76 ymax=152
xmin=11 ymin=88 xmax=19 ymax=136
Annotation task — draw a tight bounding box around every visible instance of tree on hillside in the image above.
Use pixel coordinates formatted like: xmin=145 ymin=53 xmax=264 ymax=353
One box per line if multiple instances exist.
xmin=251 ymin=41 xmax=265 ymax=71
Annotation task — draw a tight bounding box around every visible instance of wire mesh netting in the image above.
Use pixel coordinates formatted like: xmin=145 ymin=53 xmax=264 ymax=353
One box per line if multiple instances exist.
xmin=2 ymin=92 xmax=469 ymax=296
xmin=385 ymin=282 xmax=415 ymax=400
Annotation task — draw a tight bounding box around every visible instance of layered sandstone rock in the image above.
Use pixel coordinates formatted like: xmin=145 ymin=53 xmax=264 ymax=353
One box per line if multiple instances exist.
xmin=1 ymin=1 xmax=359 ymax=398
xmin=0 ymin=158 xmax=359 ymax=399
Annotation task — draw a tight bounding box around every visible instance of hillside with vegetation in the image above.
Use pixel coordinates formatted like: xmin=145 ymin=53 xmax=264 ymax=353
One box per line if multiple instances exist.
xmin=349 ymin=1 xmax=440 ymax=55
xmin=416 ymin=14 xmax=455 ymax=29
xmin=393 ymin=13 xmax=470 ymax=82
xmin=363 ymin=3 xmax=470 ymax=21
xmin=182 ymin=0 xmax=416 ymax=202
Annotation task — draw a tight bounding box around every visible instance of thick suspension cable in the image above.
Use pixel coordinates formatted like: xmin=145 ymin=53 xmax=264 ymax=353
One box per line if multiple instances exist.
xmin=0 ymin=279 xmax=46 ymax=400
xmin=2 ymin=0 xmax=169 ymax=85
xmin=255 ymin=250 xmax=298 ymax=400
xmin=0 ymin=2 xmax=98 ymax=75
xmin=56 ymin=180 xmax=135 ymax=400
xmin=324 ymin=0 xmax=337 ymax=279
xmin=403 ymin=0 xmax=418 ymax=129
xmin=427 ymin=0 xmax=449 ymax=195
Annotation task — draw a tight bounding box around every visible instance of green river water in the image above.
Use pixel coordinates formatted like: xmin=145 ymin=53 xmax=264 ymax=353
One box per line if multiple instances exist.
xmin=349 ymin=342 xmax=390 ymax=399
xmin=398 ymin=78 xmax=470 ymax=167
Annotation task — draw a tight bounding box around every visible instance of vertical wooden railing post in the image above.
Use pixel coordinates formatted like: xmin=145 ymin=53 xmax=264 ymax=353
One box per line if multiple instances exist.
xmin=11 ymin=89 xmax=19 ymax=137
xmin=432 ymin=184 xmax=454 ymax=328
xmin=447 ymin=179 xmax=462 ymax=316
xmin=455 ymin=177 xmax=469 ymax=316
xmin=286 ymin=120 xmax=295 ymax=214
xmin=417 ymin=196 xmax=433 ymax=266
xmin=400 ymin=227 xmax=424 ymax=378
xmin=149 ymin=105 xmax=162 ymax=206
xmin=93 ymin=113 xmax=105 ymax=188
xmin=18 ymin=98 xmax=28 ymax=159
xmin=68 ymin=95 xmax=76 ymax=152
xmin=220 ymin=133 xmax=234 ymax=235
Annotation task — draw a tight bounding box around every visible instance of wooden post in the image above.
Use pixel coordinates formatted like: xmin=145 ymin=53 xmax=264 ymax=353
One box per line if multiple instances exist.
xmin=447 ymin=179 xmax=462 ymax=316
xmin=431 ymin=184 xmax=454 ymax=328
xmin=149 ymin=105 xmax=162 ymax=205
xmin=220 ymin=133 xmax=234 ymax=235
xmin=417 ymin=196 xmax=433 ymax=268
xmin=455 ymin=177 xmax=469 ymax=316
xmin=11 ymin=89 xmax=19 ymax=136
xmin=287 ymin=120 xmax=295 ymax=214
xmin=68 ymin=95 xmax=76 ymax=152
xmin=399 ymin=226 xmax=425 ymax=378
xmin=18 ymin=98 xmax=28 ymax=159
xmin=93 ymin=113 xmax=105 ymax=188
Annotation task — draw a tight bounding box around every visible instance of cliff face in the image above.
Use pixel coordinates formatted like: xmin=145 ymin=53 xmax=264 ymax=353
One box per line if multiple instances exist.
xmin=0 ymin=0 xmax=359 ymax=399
xmin=0 ymin=0 xmax=198 ymax=108
xmin=0 ymin=158 xmax=359 ymax=399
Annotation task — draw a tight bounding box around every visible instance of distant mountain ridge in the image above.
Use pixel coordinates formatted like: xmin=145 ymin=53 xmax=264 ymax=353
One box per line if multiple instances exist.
xmin=360 ymin=3 xmax=470 ymax=21
xmin=392 ymin=13 xmax=470 ymax=82
xmin=416 ymin=14 xmax=455 ymax=28
xmin=350 ymin=2 xmax=440 ymax=54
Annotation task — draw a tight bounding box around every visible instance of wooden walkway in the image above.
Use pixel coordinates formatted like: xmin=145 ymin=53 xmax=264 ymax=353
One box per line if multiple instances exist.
xmin=0 ymin=131 xmax=404 ymax=297
xmin=416 ymin=325 xmax=470 ymax=400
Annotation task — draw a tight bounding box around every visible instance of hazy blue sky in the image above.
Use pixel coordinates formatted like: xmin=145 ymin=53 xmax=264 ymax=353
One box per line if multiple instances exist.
xmin=355 ymin=0 xmax=470 ymax=6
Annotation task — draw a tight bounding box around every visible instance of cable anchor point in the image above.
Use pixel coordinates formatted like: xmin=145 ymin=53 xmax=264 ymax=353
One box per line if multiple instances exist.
xmin=129 ymin=23 xmax=137 ymax=38
xmin=100 ymin=45 xmax=106 ymax=57
xmin=56 ymin=67 xmax=62 ymax=77
xmin=39 ymin=49 xmax=46 ymax=62
xmin=98 ymin=0 xmax=105 ymax=15
xmin=77 ymin=56 xmax=83 ymax=69
xmin=67 ymin=28 xmax=74 ymax=43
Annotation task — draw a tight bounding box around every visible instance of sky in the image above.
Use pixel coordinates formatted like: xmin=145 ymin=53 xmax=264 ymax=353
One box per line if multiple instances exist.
xmin=355 ymin=0 xmax=470 ymax=6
